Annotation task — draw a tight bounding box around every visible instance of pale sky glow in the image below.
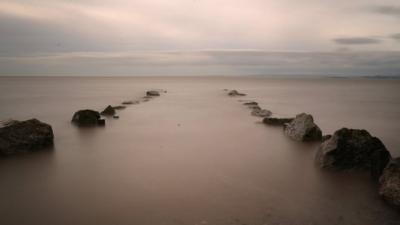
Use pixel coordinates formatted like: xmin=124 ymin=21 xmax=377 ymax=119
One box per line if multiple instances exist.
xmin=0 ymin=0 xmax=399 ymax=76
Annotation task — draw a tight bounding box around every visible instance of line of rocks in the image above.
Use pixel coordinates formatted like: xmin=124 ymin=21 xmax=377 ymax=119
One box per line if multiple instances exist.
xmin=71 ymin=90 xmax=165 ymax=127
xmin=0 ymin=90 xmax=166 ymax=157
xmin=226 ymin=89 xmax=400 ymax=209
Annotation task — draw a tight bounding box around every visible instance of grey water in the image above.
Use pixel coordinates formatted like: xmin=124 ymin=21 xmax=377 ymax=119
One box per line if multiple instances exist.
xmin=0 ymin=76 xmax=399 ymax=225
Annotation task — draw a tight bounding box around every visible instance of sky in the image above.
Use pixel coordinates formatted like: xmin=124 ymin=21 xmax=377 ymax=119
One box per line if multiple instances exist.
xmin=0 ymin=0 xmax=399 ymax=76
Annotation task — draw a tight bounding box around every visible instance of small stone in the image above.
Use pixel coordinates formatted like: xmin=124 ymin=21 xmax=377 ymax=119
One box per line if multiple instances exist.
xmin=251 ymin=108 xmax=272 ymax=117
xmin=262 ymin=117 xmax=294 ymax=126
xmin=228 ymin=90 xmax=246 ymax=96
xmin=146 ymin=90 xmax=160 ymax=96
xmin=101 ymin=105 xmax=116 ymax=116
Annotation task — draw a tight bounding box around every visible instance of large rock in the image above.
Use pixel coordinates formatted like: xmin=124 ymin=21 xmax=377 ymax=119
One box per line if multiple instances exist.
xmin=72 ymin=109 xmax=104 ymax=126
xmin=101 ymin=105 xmax=116 ymax=116
xmin=263 ymin=117 xmax=294 ymax=126
xmin=379 ymin=157 xmax=400 ymax=207
xmin=283 ymin=113 xmax=322 ymax=141
xmin=0 ymin=119 xmax=54 ymax=156
xmin=146 ymin=90 xmax=160 ymax=96
xmin=315 ymin=128 xmax=392 ymax=178
xmin=228 ymin=90 xmax=246 ymax=96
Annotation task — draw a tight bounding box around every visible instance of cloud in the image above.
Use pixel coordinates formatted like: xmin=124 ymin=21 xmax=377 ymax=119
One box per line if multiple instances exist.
xmin=333 ymin=37 xmax=381 ymax=45
xmin=0 ymin=50 xmax=399 ymax=76
xmin=391 ymin=33 xmax=400 ymax=41
xmin=371 ymin=5 xmax=400 ymax=17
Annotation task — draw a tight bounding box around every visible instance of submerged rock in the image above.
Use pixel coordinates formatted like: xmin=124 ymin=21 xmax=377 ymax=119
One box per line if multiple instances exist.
xmin=72 ymin=109 xmax=104 ymax=126
xmin=379 ymin=157 xmax=400 ymax=207
xmin=112 ymin=105 xmax=126 ymax=110
xmin=122 ymin=100 xmax=139 ymax=105
xmin=322 ymin=134 xmax=332 ymax=142
xmin=101 ymin=105 xmax=116 ymax=116
xmin=262 ymin=117 xmax=294 ymax=126
xmin=228 ymin=90 xmax=246 ymax=96
xmin=315 ymin=128 xmax=392 ymax=178
xmin=251 ymin=108 xmax=272 ymax=117
xmin=0 ymin=119 xmax=54 ymax=156
xmin=146 ymin=90 xmax=160 ymax=96
xmin=243 ymin=101 xmax=258 ymax=106
xmin=283 ymin=113 xmax=322 ymax=142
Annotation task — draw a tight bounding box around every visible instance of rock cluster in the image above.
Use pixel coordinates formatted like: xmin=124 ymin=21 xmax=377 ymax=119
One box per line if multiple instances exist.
xmin=0 ymin=119 xmax=54 ymax=156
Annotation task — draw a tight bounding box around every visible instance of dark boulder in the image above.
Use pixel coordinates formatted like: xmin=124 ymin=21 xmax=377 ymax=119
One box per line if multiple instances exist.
xmin=72 ymin=109 xmax=104 ymax=126
xmin=379 ymin=157 xmax=400 ymax=207
xmin=146 ymin=91 xmax=160 ymax=96
xmin=0 ymin=119 xmax=54 ymax=156
xmin=283 ymin=113 xmax=322 ymax=142
xmin=315 ymin=128 xmax=392 ymax=178
xmin=101 ymin=105 xmax=116 ymax=116
xmin=251 ymin=109 xmax=272 ymax=117
xmin=262 ymin=117 xmax=294 ymax=126
xmin=228 ymin=90 xmax=246 ymax=96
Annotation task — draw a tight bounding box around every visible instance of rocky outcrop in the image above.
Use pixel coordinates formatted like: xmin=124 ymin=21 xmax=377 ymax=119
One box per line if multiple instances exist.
xmin=251 ymin=108 xmax=272 ymax=117
xmin=146 ymin=90 xmax=160 ymax=96
xmin=262 ymin=117 xmax=294 ymax=126
xmin=283 ymin=113 xmax=322 ymax=142
xmin=101 ymin=105 xmax=116 ymax=116
xmin=228 ymin=90 xmax=246 ymax=96
xmin=379 ymin=157 xmax=400 ymax=207
xmin=72 ymin=109 xmax=104 ymax=126
xmin=315 ymin=128 xmax=392 ymax=178
xmin=0 ymin=119 xmax=54 ymax=156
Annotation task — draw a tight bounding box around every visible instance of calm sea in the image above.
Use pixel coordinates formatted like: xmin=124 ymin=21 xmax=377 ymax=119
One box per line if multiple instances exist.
xmin=0 ymin=76 xmax=399 ymax=225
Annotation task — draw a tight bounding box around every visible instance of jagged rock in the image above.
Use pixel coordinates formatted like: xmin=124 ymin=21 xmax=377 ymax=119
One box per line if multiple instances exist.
xmin=228 ymin=90 xmax=246 ymax=96
xmin=0 ymin=119 xmax=54 ymax=156
xmin=251 ymin=109 xmax=272 ymax=117
xmin=315 ymin=128 xmax=392 ymax=178
xmin=101 ymin=105 xmax=116 ymax=116
xmin=262 ymin=117 xmax=294 ymax=126
xmin=283 ymin=113 xmax=322 ymax=142
xmin=379 ymin=157 xmax=400 ymax=207
xmin=146 ymin=91 xmax=160 ymax=96
xmin=112 ymin=105 xmax=126 ymax=110
xmin=72 ymin=109 xmax=104 ymax=126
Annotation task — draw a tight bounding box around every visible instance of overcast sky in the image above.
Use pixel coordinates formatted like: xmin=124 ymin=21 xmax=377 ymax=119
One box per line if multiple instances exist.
xmin=0 ymin=0 xmax=399 ymax=76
